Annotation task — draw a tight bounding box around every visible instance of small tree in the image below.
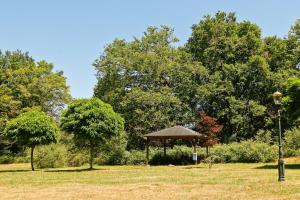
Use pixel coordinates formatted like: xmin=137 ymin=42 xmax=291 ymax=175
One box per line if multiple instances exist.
xmin=195 ymin=112 xmax=223 ymax=156
xmin=4 ymin=111 xmax=59 ymax=171
xmin=60 ymin=98 xmax=124 ymax=169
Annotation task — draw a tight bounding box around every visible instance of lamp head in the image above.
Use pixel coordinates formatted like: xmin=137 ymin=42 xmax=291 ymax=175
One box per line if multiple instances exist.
xmin=272 ymin=91 xmax=283 ymax=105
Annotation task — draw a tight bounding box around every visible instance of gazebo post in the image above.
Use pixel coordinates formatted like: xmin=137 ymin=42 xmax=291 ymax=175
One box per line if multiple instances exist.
xmin=163 ymin=138 xmax=166 ymax=157
xmin=193 ymin=138 xmax=197 ymax=165
xmin=146 ymin=137 xmax=149 ymax=165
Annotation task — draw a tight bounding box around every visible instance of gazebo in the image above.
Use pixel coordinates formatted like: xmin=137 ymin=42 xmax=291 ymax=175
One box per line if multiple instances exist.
xmin=144 ymin=126 xmax=202 ymax=165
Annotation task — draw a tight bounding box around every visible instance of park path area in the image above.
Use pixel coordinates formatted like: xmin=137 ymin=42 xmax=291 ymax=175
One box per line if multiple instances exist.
xmin=0 ymin=162 xmax=300 ymax=200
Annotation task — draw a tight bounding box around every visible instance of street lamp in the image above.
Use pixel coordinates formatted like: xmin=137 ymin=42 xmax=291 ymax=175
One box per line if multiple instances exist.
xmin=272 ymin=91 xmax=285 ymax=182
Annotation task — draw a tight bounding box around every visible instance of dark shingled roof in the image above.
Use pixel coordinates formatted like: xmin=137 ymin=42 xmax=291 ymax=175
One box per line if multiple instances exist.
xmin=144 ymin=126 xmax=201 ymax=139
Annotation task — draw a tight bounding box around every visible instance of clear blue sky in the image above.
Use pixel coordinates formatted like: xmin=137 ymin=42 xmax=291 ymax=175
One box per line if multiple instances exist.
xmin=1 ymin=0 xmax=300 ymax=98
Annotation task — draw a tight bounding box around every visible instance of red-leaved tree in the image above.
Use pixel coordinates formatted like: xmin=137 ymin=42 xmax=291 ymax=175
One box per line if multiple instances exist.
xmin=195 ymin=112 xmax=223 ymax=156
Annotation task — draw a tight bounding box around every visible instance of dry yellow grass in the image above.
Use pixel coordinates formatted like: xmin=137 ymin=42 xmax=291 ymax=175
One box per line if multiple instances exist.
xmin=0 ymin=162 xmax=300 ymax=200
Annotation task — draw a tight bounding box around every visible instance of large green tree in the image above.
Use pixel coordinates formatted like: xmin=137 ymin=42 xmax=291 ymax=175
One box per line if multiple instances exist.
xmin=60 ymin=98 xmax=124 ymax=169
xmin=0 ymin=51 xmax=71 ymax=151
xmin=4 ymin=111 xmax=59 ymax=171
xmin=186 ymin=11 xmax=300 ymax=141
xmin=94 ymin=26 xmax=206 ymax=149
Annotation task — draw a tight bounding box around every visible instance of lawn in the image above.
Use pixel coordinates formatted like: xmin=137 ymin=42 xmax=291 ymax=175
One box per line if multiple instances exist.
xmin=1 ymin=159 xmax=300 ymax=200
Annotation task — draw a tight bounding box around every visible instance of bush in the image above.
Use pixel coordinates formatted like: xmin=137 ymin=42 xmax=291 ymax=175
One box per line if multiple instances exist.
xmin=0 ymin=154 xmax=14 ymax=164
xmin=284 ymin=127 xmax=300 ymax=157
xmin=33 ymin=144 xmax=67 ymax=168
xmin=14 ymin=155 xmax=30 ymax=163
xmin=150 ymin=145 xmax=205 ymax=165
xmin=125 ymin=150 xmax=146 ymax=165
xmin=66 ymin=151 xmax=89 ymax=167
xmin=94 ymin=131 xmax=128 ymax=165
xmin=210 ymin=140 xmax=277 ymax=163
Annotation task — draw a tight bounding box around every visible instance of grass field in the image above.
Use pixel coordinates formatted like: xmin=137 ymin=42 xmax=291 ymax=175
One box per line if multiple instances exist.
xmin=1 ymin=159 xmax=300 ymax=200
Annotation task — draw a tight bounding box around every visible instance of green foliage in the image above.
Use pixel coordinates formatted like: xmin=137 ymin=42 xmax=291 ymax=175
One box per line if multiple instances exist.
xmin=210 ymin=140 xmax=277 ymax=163
xmin=66 ymin=151 xmax=89 ymax=167
xmin=284 ymin=127 xmax=300 ymax=157
xmin=4 ymin=110 xmax=59 ymax=170
xmin=94 ymin=26 xmax=205 ymax=149
xmin=185 ymin=11 xmax=300 ymax=141
xmin=96 ymin=130 xmax=128 ymax=165
xmin=0 ymin=154 xmax=15 ymax=164
xmin=124 ymin=150 xmax=146 ymax=165
xmin=61 ymin=98 xmax=125 ymax=169
xmin=254 ymin=129 xmax=274 ymax=144
xmin=120 ymin=88 xmax=187 ymax=149
xmin=94 ymin=12 xmax=300 ymax=146
xmin=0 ymin=51 xmax=70 ymax=121
xmin=150 ymin=146 xmax=203 ymax=165
xmin=283 ymin=78 xmax=300 ymax=125
xmin=0 ymin=50 xmax=70 ymax=153
xmin=4 ymin=111 xmax=59 ymax=147
xmin=33 ymin=144 xmax=67 ymax=169
xmin=186 ymin=11 xmax=263 ymax=71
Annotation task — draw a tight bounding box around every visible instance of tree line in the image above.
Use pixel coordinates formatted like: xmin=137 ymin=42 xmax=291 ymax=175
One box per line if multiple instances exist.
xmin=1 ymin=12 xmax=300 ymax=166
xmin=94 ymin=11 xmax=300 ymax=148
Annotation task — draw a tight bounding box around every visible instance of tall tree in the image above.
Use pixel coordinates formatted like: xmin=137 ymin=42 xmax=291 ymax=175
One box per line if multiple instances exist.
xmin=4 ymin=111 xmax=59 ymax=171
xmin=94 ymin=26 xmax=206 ymax=149
xmin=186 ymin=12 xmax=300 ymax=141
xmin=60 ymin=98 xmax=124 ymax=169
xmin=0 ymin=51 xmax=71 ymax=151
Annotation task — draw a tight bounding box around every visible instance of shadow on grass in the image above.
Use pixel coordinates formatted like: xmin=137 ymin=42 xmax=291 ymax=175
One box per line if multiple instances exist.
xmin=182 ymin=166 xmax=205 ymax=169
xmin=44 ymin=168 xmax=109 ymax=173
xmin=0 ymin=169 xmax=35 ymax=173
xmin=256 ymin=164 xmax=300 ymax=170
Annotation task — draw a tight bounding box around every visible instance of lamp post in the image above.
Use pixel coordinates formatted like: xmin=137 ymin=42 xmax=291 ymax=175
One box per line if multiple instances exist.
xmin=272 ymin=91 xmax=285 ymax=182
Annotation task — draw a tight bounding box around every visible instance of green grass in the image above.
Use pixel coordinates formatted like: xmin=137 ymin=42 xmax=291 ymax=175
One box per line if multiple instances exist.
xmin=0 ymin=162 xmax=300 ymax=200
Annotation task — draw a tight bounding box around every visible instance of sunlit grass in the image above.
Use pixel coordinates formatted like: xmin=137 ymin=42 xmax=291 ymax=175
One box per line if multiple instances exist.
xmin=0 ymin=161 xmax=300 ymax=200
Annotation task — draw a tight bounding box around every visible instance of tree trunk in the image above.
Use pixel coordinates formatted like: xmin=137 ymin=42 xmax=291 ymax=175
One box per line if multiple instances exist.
xmin=206 ymin=146 xmax=209 ymax=157
xmin=89 ymin=145 xmax=93 ymax=170
xmin=31 ymin=145 xmax=35 ymax=171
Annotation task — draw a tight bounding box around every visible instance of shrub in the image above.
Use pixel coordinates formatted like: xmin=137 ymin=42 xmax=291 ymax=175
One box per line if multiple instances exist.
xmin=66 ymin=151 xmax=89 ymax=167
xmin=150 ymin=145 xmax=205 ymax=165
xmin=59 ymin=132 xmax=89 ymax=167
xmin=33 ymin=144 xmax=67 ymax=168
xmin=14 ymin=155 xmax=30 ymax=163
xmin=0 ymin=154 xmax=14 ymax=164
xmin=124 ymin=150 xmax=146 ymax=165
xmin=92 ymin=130 xmax=128 ymax=165
xmin=210 ymin=140 xmax=277 ymax=163
xmin=284 ymin=127 xmax=300 ymax=157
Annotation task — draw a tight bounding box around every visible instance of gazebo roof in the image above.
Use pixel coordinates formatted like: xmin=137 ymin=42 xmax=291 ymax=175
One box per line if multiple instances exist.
xmin=144 ymin=126 xmax=201 ymax=139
